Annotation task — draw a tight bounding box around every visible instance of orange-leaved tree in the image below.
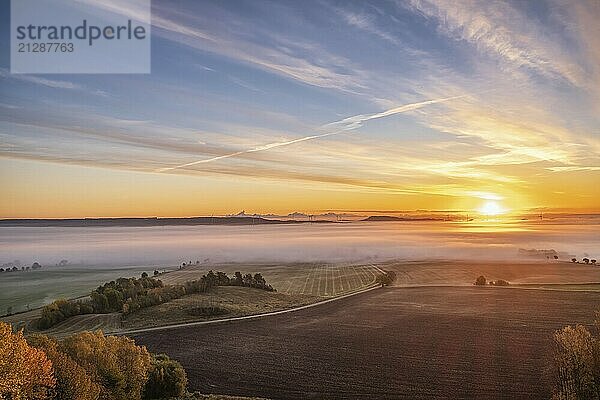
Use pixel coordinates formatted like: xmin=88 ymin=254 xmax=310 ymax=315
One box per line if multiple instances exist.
xmin=61 ymin=330 xmax=152 ymax=400
xmin=27 ymin=334 xmax=101 ymax=400
xmin=0 ymin=322 xmax=55 ymax=400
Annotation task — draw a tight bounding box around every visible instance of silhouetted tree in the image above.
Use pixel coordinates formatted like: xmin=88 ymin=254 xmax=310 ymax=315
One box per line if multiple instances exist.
xmin=153 ymin=270 xmax=159 ymax=276
xmin=141 ymin=272 xmax=148 ymax=278
xmin=572 ymin=258 xmax=577 ymax=263
xmin=475 ymin=275 xmax=487 ymax=286
xmin=592 ymin=260 xmax=597 ymax=265
xmin=554 ymin=255 xmax=559 ymax=260
xmin=583 ymin=258 xmax=590 ymax=264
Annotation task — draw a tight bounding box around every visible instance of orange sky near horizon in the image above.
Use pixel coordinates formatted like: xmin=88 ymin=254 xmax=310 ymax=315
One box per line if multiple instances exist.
xmin=1 ymin=158 xmax=598 ymax=219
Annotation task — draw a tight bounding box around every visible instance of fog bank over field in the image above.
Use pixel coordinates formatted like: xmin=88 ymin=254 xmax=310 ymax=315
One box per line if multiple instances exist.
xmin=1 ymin=220 xmax=598 ymax=267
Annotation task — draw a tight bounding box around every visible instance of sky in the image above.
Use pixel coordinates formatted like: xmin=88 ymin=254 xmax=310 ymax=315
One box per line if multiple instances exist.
xmin=0 ymin=0 xmax=599 ymax=218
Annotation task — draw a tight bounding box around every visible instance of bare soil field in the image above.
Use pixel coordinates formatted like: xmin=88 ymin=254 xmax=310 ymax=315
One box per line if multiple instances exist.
xmin=132 ymin=286 xmax=600 ymax=399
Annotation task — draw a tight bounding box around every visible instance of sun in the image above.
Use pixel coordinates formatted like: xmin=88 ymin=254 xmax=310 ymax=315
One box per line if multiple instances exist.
xmin=478 ymin=200 xmax=506 ymax=216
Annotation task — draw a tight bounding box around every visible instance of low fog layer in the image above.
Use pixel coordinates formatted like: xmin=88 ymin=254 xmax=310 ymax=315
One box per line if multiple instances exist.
xmin=1 ymin=220 xmax=597 ymax=268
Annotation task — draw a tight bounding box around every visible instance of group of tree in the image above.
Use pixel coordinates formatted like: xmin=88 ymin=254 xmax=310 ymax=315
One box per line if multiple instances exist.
xmin=571 ymin=257 xmax=598 ymax=265
xmin=0 ymin=322 xmax=187 ymax=400
xmin=38 ymin=271 xmax=275 ymax=329
xmin=375 ymin=271 xmax=397 ymax=287
xmin=228 ymin=271 xmax=275 ymax=291
xmin=551 ymin=311 xmax=600 ymax=399
xmin=474 ymin=276 xmax=510 ymax=286
xmin=0 ymin=261 xmax=42 ymax=273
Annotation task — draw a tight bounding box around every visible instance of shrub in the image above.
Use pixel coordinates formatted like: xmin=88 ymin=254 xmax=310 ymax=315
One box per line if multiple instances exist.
xmin=187 ymin=305 xmax=230 ymax=317
xmin=475 ymin=275 xmax=487 ymax=286
xmin=0 ymin=322 xmax=55 ymax=399
xmin=143 ymin=354 xmax=187 ymax=399
xmin=38 ymin=299 xmax=94 ymax=329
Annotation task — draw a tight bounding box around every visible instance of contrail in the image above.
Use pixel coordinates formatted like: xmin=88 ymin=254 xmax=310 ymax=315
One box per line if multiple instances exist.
xmin=322 ymin=94 xmax=468 ymax=131
xmin=156 ymin=94 xmax=466 ymax=172
xmin=156 ymin=130 xmax=344 ymax=172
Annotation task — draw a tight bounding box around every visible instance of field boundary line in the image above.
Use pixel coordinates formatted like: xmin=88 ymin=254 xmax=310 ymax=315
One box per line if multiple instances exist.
xmin=117 ymin=283 xmax=381 ymax=336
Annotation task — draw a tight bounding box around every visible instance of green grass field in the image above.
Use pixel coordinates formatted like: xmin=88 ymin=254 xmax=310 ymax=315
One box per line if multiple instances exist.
xmin=0 ymin=265 xmax=165 ymax=315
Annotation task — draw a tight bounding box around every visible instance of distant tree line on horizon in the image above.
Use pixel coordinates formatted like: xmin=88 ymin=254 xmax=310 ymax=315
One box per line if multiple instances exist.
xmin=0 ymin=261 xmax=43 ymax=273
xmin=37 ymin=271 xmax=275 ymax=329
xmin=571 ymin=257 xmax=597 ymax=265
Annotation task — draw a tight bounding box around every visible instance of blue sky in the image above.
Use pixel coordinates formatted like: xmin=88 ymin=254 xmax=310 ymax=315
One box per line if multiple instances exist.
xmin=0 ymin=0 xmax=599 ymax=217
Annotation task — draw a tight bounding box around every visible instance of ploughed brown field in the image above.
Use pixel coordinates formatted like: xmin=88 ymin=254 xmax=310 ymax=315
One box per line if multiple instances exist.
xmin=133 ymin=286 xmax=600 ymax=399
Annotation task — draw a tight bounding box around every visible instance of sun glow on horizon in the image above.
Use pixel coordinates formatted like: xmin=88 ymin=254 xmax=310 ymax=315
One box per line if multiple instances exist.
xmin=478 ymin=200 xmax=507 ymax=216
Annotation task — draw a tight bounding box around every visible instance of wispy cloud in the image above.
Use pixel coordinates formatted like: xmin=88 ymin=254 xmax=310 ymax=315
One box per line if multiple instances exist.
xmin=0 ymin=68 xmax=82 ymax=90
xmin=403 ymin=0 xmax=586 ymax=87
xmin=335 ymin=8 xmax=401 ymax=45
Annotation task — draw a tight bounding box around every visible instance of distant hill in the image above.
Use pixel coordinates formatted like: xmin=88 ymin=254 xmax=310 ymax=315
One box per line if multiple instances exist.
xmin=362 ymin=215 xmax=443 ymax=222
xmin=0 ymin=216 xmax=334 ymax=227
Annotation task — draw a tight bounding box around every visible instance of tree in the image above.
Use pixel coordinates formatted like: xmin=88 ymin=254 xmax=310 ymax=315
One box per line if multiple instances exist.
xmin=551 ymin=323 xmax=600 ymax=399
xmin=375 ymin=271 xmax=396 ymax=287
xmin=153 ymin=270 xmax=159 ymax=276
xmin=232 ymin=271 xmax=243 ymax=286
xmin=143 ymin=354 xmax=187 ymax=399
xmin=572 ymin=258 xmax=577 ymax=263
xmin=475 ymin=275 xmax=487 ymax=286
xmin=141 ymin=272 xmax=148 ymax=278
xmin=554 ymin=255 xmax=559 ymax=260
xmin=592 ymin=260 xmax=597 ymax=265
xmin=60 ymin=331 xmax=151 ymax=400
xmin=583 ymin=258 xmax=590 ymax=264
xmin=0 ymin=322 xmax=55 ymax=399
xmin=27 ymin=334 xmax=101 ymax=400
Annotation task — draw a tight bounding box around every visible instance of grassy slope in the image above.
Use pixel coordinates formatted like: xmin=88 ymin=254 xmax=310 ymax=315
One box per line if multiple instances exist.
xmin=122 ymin=286 xmax=321 ymax=330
